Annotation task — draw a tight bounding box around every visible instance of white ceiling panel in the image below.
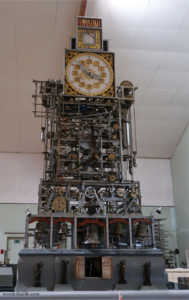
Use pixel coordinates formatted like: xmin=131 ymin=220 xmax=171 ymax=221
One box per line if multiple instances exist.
xmin=0 ymin=40 xmax=17 ymax=80
xmin=85 ymin=0 xmax=106 ymax=18
xmin=124 ymin=50 xmax=163 ymax=71
xmin=102 ymin=0 xmax=148 ymax=28
xmin=135 ymin=89 xmax=147 ymax=105
xmin=120 ymin=69 xmax=154 ymax=89
xmin=151 ymin=0 xmax=189 ymax=8
xmin=167 ymin=31 xmax=189 ymax=53
xmin=137 ymin=105 xmax=165 ymax=121
xmin=15 ymin=18 xmax=56 ymax=43
xmin=147 ymin=147 xmax=174 ymax=159
xmin=0 ymin=15 xmax=15 ymax=41
xmin=139 ymin=4 xmax=188 ymax=30
xmin=17 ymin=80 xmax=35 ymax=116
xmin=54 ymin=19 xmax=74 ymax=45
xmin=17 ymin=61 xmax=52 ymax=82
xmin=150 ymin=134 xmax=178 ymax=150
xmin=17 ymin=42 xmax=53 ymax=80
xmin=0 ymin=79 xmax=19 ymax=116
xmin=104 ymin=26 xmax=137 ymax=49
xmin=19 ymin=116 xmax=44 ymax=153
xmin=154 ymin=120 xmax=188 ymax=138
xmin=111 ymin=48 xmax=129 ymax=70
xmin=0 ymin=1 xmax=14 ymax=18
xmin=131 ymin=29 xmax=175 ymax=51
xmin=171 ymin=90 xmax=189 ymax=107
xmin=56 ymin=0 xmax=82 ymax=21
xmin=16 ymin=41 xmax=54 ymax=64
xmin=142 ymin=89 xmax=177 ymax=106
xmin=157 ymin=52 xmax=189 ymax=73
xmin=148 ymin=71 xmax=186 ymax=89
xmin=136 ymin=120 xmax=160 ymax=138
xmin=179 ymin=9 xmax=189 ymax=31
xmin=162 ymin=106 xmax=189 ymax=123
xmin=14 ymin=1 xmax=57 ymax=20
xmin=136 ymin=148 xmax=150 ymax=157
xmin=136 ymin=135 xmax=154 ymax=149
xmin=0 ymin=115 xmax=19 ymax=152
xmin=179 ymin=73 xmax=189 ymax=90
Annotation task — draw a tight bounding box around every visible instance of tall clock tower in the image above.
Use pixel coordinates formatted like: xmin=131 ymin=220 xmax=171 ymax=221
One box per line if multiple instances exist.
xmin=14 ymin=16 xmax=166 ymax=293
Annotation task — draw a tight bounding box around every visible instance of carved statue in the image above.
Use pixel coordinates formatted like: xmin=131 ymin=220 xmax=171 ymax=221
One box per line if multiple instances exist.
xmin=119 ymin=260 xmax=127 ymax=284
xmin=35 ymin=262 xmax=43 ymax=287
xmin=60 ymin=259 xmax=69 ymax=284
xmin=143 ymin=262 xmax=151 ymax=286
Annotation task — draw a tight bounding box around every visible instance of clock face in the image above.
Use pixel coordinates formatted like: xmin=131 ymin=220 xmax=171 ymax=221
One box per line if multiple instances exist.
xmin=78 ymin=28 xmax=102 ymax=49
xmin=65 ymin=53 xmax=114 ymax=96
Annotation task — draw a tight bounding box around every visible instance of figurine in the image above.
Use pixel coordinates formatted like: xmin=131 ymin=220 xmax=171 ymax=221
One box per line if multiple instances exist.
xmin=60 ymin=259 xmax=69 ymax=284
xmin=35 ymin=262 xmax=43 ymax=287
xmin=119 ymin=260 xmax=127 ymax=284
xmin=143 ymin=262 xmax=151 ymax=286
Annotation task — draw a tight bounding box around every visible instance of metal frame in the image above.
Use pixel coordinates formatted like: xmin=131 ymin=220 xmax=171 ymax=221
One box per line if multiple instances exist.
xmin=24 ymin=214 xmax=155 ymax=250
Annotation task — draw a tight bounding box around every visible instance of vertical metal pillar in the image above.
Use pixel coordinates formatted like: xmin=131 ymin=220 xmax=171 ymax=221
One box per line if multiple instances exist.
xmin=24 ymin=216 xmax=29 ymax=248
xmin=151 ymin=216 xmax=156 ymax=248
xmin=106 ymin=218 xmax=109 ymax=249
xmin=129 ymin=218 xmax=133 ymax=248
xmin=118 ymin=99 xmax=124 ymax=182
xmin=74 ymin=217 xmax=77 ymax=248
xmin=50 ymin=215 xmax=53 ymax=248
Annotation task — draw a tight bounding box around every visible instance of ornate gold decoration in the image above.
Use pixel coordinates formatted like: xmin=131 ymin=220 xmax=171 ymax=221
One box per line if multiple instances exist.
xmin=64 ymin=51 xmax=115 ymax=97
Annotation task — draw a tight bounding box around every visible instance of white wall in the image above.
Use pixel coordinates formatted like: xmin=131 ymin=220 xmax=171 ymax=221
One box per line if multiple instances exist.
xmin=0 ymin=153 xmax=174 ymax=206
xmin=170 ymin=125 xmax=189 ymax=264
xmin=133 ymin=158 xmax=174 ymax=206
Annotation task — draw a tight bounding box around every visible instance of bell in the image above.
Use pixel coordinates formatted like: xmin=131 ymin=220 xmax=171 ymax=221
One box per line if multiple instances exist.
xmin=83 ymin=224 xmax=101 ymax=244
xmin=114 ymin=222 xmax=124 ymax=236
xmin=58 ymin=222 xmax=69 ymax=235
xmin=135 ymin=222 xmax=149 ymax=238
xmin=35 ymin=222 xmax=43 ymax=233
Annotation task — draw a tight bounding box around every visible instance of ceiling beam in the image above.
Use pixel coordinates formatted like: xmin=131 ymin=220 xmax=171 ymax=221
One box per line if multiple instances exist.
xmin=79 ymin=0 xmax=87 ymax=16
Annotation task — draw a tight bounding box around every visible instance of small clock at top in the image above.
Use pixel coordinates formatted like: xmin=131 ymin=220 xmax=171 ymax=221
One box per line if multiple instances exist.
xmin=76 ymin=17 xmax=102 ymax=50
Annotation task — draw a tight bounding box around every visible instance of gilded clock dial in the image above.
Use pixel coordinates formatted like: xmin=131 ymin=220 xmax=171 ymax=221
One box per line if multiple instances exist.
xmin=65 ymin=53 xmax=114 ymax=96
xmin=78 ymin=28 xmax=101 ymax=49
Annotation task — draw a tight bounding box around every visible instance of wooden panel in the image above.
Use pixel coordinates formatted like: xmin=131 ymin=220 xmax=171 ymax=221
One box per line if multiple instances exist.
xmin=75 ymin=257 xmax=85 ymax=279
xmin=102 ymin=256 xmax=113 ymax=279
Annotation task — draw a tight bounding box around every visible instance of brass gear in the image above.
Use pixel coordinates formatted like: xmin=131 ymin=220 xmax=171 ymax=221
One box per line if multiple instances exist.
xmin=51 ymin=197 xmax=67 ymax=212
xmin=108 ymin=153 xmax=116 ymax=161
xmin=58 ymin=187 xmax=66 ymax=196
xmin=108 ymin=173 xmax=117 ymax=182
xmin=113 ymin=123 xmax=119 ymax=130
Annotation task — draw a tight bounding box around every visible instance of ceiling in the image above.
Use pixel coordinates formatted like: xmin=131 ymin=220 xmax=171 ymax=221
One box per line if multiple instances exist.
xmin=0 ymin=0 xmax=188 ymax=158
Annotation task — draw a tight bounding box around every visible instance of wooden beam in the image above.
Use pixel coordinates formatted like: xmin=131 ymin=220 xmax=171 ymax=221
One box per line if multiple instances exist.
xmin=79 ymin=0 xmax=87 ymax=16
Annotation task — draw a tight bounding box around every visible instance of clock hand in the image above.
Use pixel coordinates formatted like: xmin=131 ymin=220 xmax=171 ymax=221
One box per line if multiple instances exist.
xmin=75 ymin=61 xmax=89 ymax=73
xmin=75 ymin=61 xmax=103 ymax=80
xmin=87 ymin=31 xmax=94 ymax=39
xmin=89 ymin=73 xmax=102 ymax=80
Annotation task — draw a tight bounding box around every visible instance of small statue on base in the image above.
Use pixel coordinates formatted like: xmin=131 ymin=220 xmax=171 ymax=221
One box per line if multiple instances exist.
xmin=143 ymin=262 xmax=151 ymax=286
xmin=35 ymin=262 xmax=43 ymax=287
xmin=60 ymin=259 xmax=69 ymax=284
xmin=119 ymin=260 xmax=127 ymax=284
